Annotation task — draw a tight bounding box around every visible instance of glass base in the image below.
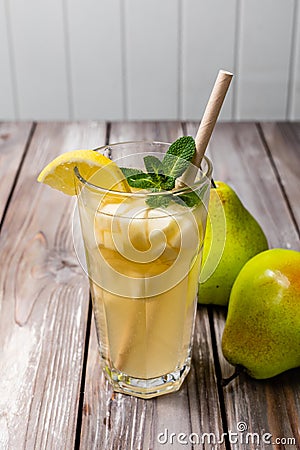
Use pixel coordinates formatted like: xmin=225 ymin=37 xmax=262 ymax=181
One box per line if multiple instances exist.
xmin=103 ymin=357 xmax=191 ymax=399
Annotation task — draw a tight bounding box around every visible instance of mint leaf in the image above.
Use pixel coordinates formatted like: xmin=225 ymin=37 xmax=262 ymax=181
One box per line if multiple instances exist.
xmin=160 ymin=175 xmax=175 ymax=190
xmin=162 ymin=136 xmax=196 ymax=179
xmin=162 ymin=154 xmax=190 ymax=179
xmin=146 ymin=193 xmax=172 ymax=209
xmin=125 ymin=172 xmax=161 ymax=189
xmin=176 ymin=191 xmax=201 ymax=208
xmin=120 ymin=167 xmax=144 ymax=178
xmin=175 ymin=183 xmax=210 ymax=208
xmin=143 ymin=155 xmax=163 ymax=177
xmin=167 ymin=136 xmax=196 ymax=160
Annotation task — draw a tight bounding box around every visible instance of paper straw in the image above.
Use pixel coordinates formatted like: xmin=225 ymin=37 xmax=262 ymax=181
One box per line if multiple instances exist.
xmin=177 ymin=70 xmax=233 ymax=187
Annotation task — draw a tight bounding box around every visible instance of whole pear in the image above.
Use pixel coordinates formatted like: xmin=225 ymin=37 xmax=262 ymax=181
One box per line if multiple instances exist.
xmin=222 ymin=249 xmax=300 ymax=379
xmin=198 ymin=181 xmax=268 ymax=306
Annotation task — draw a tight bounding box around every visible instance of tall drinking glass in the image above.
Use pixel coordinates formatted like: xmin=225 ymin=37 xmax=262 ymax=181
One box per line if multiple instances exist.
xmin=74 ymin=142 xmax=212 ymax=398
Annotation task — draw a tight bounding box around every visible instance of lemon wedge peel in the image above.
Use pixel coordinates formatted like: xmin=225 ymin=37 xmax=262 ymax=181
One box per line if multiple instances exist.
xmin=37 ymin=150 xmax=131 ymax=196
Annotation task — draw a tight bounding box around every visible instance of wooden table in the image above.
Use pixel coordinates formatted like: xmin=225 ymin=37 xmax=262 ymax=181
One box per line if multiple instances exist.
xmin=0 ymin=121 xmax=299 ymax=450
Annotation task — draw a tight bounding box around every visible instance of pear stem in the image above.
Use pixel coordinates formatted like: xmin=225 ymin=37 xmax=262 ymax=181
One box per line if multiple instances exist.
xmin=221 ymin=365 xmax=244 ymax=387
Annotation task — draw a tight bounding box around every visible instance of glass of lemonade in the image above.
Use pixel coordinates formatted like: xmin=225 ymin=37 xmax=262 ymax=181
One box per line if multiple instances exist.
xmin=74 ymin=141 xmax=212 ymax=398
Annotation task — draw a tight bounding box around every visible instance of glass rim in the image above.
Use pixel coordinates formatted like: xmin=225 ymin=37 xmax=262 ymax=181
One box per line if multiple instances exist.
xmin=74 ymin=140 xmax=213 ymax=197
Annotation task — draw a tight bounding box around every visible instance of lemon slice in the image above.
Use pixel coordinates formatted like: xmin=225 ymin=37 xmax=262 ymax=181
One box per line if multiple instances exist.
xmin=37 ymin=150 xmax=130 ymax=195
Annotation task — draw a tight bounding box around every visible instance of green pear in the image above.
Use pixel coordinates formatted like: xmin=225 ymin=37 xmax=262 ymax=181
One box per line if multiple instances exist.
xmin=198 ymin=181 xmax=268 ymax=306
xmin=222 ymin=249 xmax=300 ymax=379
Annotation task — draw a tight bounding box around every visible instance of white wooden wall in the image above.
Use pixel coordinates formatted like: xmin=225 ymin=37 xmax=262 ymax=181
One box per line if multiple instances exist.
xmin=1 ymin=0 xmax=299 ymax=121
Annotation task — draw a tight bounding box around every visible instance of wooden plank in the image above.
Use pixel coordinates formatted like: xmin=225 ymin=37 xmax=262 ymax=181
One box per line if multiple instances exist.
xmin=124 ymin=0 xmax=179 ymax=120
xmin=0 ymin=1 xmax=15 ymax=120
xmin=66 ymin=0 xmax=124 ymax=120
xmin=186 ymin=121 xmax=300 ymax=448
xmin=288 ymin=1 xmax=300 ymax=120
xmin=260 ymin=122 xmax=300 ymax=230
xmin=80 ymin=122 xmax=226 ymax=449
xmin=107 ymin=121 xmax=183 ymax=143
xmin=181 ymin=0 xmax=236 ymax=120
xmin=8 ymin=0 xmax=69 ymax=120
xmin=235 ymin=0 xmax=294 ymax=120
xmin=0 ymin=122 xmax=106 ymax=449
xmin=0 ymin=122 xmax=32 ymax=219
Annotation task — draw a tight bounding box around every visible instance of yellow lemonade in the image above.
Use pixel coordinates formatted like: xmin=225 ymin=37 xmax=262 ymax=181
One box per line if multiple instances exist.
xmin=79 ymin=195 xmax=207 ymax=391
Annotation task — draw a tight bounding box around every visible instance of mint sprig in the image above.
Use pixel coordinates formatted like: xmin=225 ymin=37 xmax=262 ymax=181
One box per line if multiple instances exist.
xmin=120 ymin=136 xmax=198 ymax=208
